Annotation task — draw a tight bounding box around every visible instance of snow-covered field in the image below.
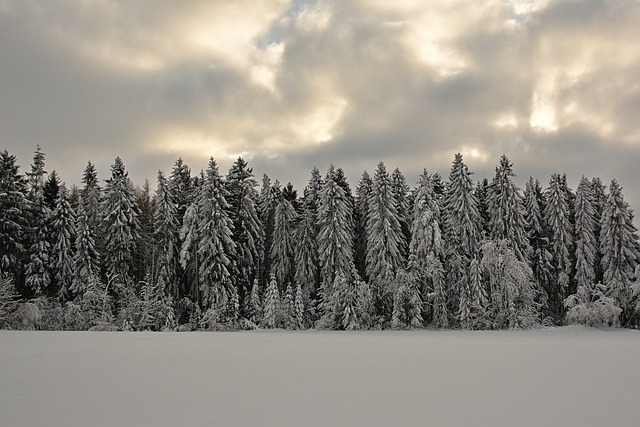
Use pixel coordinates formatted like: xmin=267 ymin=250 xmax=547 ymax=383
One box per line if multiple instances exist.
xmin=1 ymin=327 xmax=638 ymax=427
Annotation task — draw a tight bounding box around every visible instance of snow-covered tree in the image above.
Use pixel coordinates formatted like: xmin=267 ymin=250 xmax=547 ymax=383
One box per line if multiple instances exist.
xmin=481 ymin=240 xmax=540 ymax=329
xmin=294 ymin=205 xmax=318 ymax=299
xmin=600 ymin=180 xmax=639 ymax=317
xmin=270 ymin=195 xmax=297 ymax=290
xmin=426 ymin=254 xmax=448 ymax=328
xmin=80 ymin=161 xmax=102 ymax=236
xmin=247 ymin=279 xmax=262 ymax=325
xmin=294 ymin=282 xmax=305 ymax=329
xmin=226 ymin=157 xmax=264 ymax=299
xmin=0 ymin=151 xmax=28 ymax=287
xmin=43 ymin=170 xmax=60 ymax=212
xmin=263 ymin=273 xmax=280 ymax=328
xmin=318 ymin=165 xmax=355 ymax=308
xmin=258 ymin=175 xmax=277 ymax=287
xmin=409 ymin=170 xmax=443 ymax=271
xmin=574 ymin=177 xmax=597 ymax=292
xmin=523 ymin=177 xmax=553 ymax=314
xmin=391 ymin=167 xmax=411 ymax=260
xmin=51 ymin=184 xmax=76 ymax=301
xmin=564 ymin=282 xmax=621 ymax=327
xmin=102 ymin=157 xmax=141 ymax=287
xmin=71 ymin=203 xmax=100 ymax=296
xmin=179 ymin=192 xmax=202 ymax=305
xmin=321 ymin=269 xmax=373 ymax=330
xmin=366 ymin=162 xmax=405 ymax=319
xmin=391 ymin=269 xmax=423 ymax=329
xmin=487 ymin=155 xmax=530 ymax=261
xmin=544 ymin=173 xmax=574 ymax=313
xmin=354 ymin=171 xmax=372 ymax=282
xmin=153 ymin=170 xmax=179 ymax=299
xmin=196 ymin=158 xmax=236 ymax=310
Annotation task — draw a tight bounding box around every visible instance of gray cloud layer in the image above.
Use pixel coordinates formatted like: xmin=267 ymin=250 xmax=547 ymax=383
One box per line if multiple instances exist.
xmin=1 ymin=0 xmax=639 ymax=210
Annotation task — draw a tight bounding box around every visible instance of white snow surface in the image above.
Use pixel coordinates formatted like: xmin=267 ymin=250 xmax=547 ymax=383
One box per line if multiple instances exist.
xmin=1 ymin=327 xmax=639 ymax=427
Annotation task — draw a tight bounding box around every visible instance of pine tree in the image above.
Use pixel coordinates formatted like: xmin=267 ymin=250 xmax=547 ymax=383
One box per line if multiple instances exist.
xmin=294 ymin=205 xmax=318 ymax=299
xmin=318 ymin=165 xmax=355 ymax=308
xmin=282 ymin=282 xmax=295 ymax=329
xmin=72 ymin=203 xmax=100 ymax=296
xmin=102 ymin=156 xmax=141 ymax=287
xmin=258 ymin=174 xmax=277 ymax=287
xmin=196 ymin=158 xmax=236 ymax=310
xmin=590 ymin=177 xmax=607 ymax=284
xmin=366 ymin=162 xmax=405 ymax=320
xmin=427 ymin=254 xmax=448 ymax=328
xmin=51 ymin=184 xmax=76 ymax=301
xmin=248 ymin=279 xmax=262 ymax=325
xmin=134 ymin=180 xmax=154 ymax=282
xmin=263 ymin=273 xmax=280 ymax=328
xmin=153 ymin=170 xmax=179 ymax=299
xmin=226 ymin=157 xmax=264 ymax=300
xmin=270 ymin=195 xmax=297 ymax=290
xmin=487 ymin=155 xmax=530 ymax=261
xmin=574 ymin=177 xmax=597 ymax=292
xmin=600 ymin=180 xmax=639 ymax=317
xmin=168 ymin=158 xmax=193 ymax=300
xmin=323 ymin=269 xmax=372 ymax=330
xmin=179 ymin=192 xmax=202 ymax=305
xmin=544 ymin=173 xmax=573 ymax=314
xmin=475 ymin=178 xmax=490 ymax=235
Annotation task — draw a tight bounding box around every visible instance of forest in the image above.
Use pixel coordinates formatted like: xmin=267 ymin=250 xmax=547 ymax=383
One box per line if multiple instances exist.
xmin=1 ymin=146 xmax=639 ymax=331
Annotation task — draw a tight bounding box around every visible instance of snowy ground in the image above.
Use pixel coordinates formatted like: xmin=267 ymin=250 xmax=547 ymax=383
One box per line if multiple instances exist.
xmin=1 ymin=327 xmax=639 ymax=427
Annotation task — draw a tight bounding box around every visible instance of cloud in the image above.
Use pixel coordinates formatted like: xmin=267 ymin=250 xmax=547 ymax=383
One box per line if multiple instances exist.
xmin=1 ymin=0 xmax=640 ymax=212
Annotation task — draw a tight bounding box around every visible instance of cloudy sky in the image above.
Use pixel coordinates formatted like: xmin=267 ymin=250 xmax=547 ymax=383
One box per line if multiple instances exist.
xmin=1 ymin=0 xmax=639 ymax=210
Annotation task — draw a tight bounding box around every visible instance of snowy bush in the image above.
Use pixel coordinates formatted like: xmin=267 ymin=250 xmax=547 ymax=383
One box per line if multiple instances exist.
xmin=0 ymin=276 xmax=19 ymax=328
xmin=564 ymin=283 xmax=622 ymax=327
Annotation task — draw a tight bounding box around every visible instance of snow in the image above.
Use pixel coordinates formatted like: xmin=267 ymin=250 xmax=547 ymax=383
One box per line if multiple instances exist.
xmin=1 ymin=327 xmax=639 ymax=427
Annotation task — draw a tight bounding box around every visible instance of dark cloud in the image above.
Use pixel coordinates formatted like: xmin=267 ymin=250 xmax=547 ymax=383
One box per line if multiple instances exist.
xmin=1 ymin=0 xmax=639 ymax=214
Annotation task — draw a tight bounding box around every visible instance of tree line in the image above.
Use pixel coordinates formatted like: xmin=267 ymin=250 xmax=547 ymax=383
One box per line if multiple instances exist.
xmin=1 ymin=147 xmax=639 ymax=331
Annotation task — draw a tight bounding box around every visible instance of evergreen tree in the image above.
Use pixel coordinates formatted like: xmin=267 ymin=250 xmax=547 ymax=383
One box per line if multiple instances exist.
xmin=80 ymin=161 xmax=102 ymax=235
xmin=179 ymin=191 xmax=202 ymax=305
xmin=263 ymin=273 xmax=280 ymax=328
xmin=294 ymin=282 xmax=305 ymax=329
xmin=391 ymin=269 xmax=423 ymax=329
xmin=270 ymin=195 xmax=297 ymax=289
xmin=442 ymin=153 xmax=482 ymax=322
xmin=366 ymin=162 xmax=405 ymax=320
xmin=391 ymin=167 xmax=411 ymax=260
xmin=574 ymin=177 xmax=597 ymax=292
xmin=25 ymin=146 xmax=51 ymax=297
xmin=600 ymin=180 xmax=639 ymax=317
xmin=354 ymin=171 xmax=372 ymax=282
xmin=248 ymin=279 xmax=262 ymax=325
xmin=544 ymin=173 xmax=573 ymax=313
xmin=427 ymin=254 xmax=448 ymax=328
xmin=294 ymin=205 xmax=319 ymax=299
xmin=51 ymin=184 xmax=76 ymax=301
xmin=168 ymin=158 xmax=193 ymax=226
xmin=282 ymin=282 xmax=295 ymax=329
xmin=322 ymin=269 xmax=372 ymax=330
xmin=43 ymin=170 xmax=61 ymax=212
xmin=590 ymin=177 xmax=607 ymax=284
xmin=409 ymin=170 xmax=443 ymax=271
xmin=258 ymin=175 xmax=277 ymax=287
xmin=72 ymin=203 xmax=100 ymax=296
xmin=196 ymin=158 xmax=236 ymax=309
xmin=523 ymin=177 xmax=553 ymax=315
xmin=102 ymin=156 xmax=141 ymax=288
xmin=153 ymin=170 xmax=179 ymax=299
xmin=487 ymin=155 xmax=530 ymax=261
xmin=475 ymin=178 xmax=490 ymax=235
xmin=318 ymin=165 xmax=355 ymax=308
xmin=226 ymin=158 xmax=264 ymax=300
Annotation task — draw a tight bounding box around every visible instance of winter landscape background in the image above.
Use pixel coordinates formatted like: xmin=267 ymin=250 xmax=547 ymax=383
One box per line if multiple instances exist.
xmin=2 ymin=327 xmax=639 ymax=427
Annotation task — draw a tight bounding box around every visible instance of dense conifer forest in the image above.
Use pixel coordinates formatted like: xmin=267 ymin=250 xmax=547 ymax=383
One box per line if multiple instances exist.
xmin=1 ymin=146 xmax=639 ymax=330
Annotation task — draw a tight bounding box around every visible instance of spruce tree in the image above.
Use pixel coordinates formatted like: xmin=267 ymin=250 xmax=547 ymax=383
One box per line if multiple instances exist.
xmin=196 ymin=158 xmax=236 ymax=309
xmin=263 ymin=273 xmax=280 ymax=328
xmin=294 ymin=282 xmax=305 ymax=329
xmin=270 ymin=195 xmax=297 ymax=290
xmin=523 ymin=177 xmax=553 ymax=315
xmin=574 ymin=177 xmax=597 ymax=292
xmin=25 ymin=146 xmax=51 ymax=297
xmin=544 ymin=173 xmax=573 ymax=313
xmin=354 ymin=171 xmax=372 ymax=282
xmin=43 ymin=170 xmax=61 ymax=212
xmin=409 ymin=170 xmax=443 ymax=271
xmin=102 ymin=156 xmax=141 ymax=287
xmin=366 ymin=161 xmax=405 ymax=320
xmin=590 ymin=177 xmax=607 ymax=284
xmin=248 ymin=279 xmax=262 ymax=325
xmin=294 ymin=205 xmax=319 ymax=299
xmin=226 ymin=157 xmax=264 ymax=300
xmin=258 ymin=175 xmax=277 ymax=287
xmin=391 ymin=167 xmax=411 ymax=260
xmin=72 ymin=203 xmax=100 ymax=296
xmin=318 ymin=165 xmax=355 ymax=308
xmin=391 ymin=269 xmax=423 ymax=329
xmin=427 ymin=254 xmax=448 ymax=328
xmin=80 ymin=161 xmax=102 ymax=235
xmin=135 ymin=180 xmax=154 ymax=282
xmin=179 ymin=192 xmax=202 ymax=305
xmin=153 ymin=170 xmax=179 ymax=299
xmin=51 ymin=184 xmax=76 ymax=301
xmin=487 ymin=155 xmax=530 ymax=261
xmin=600 ymin=180 xmax=639 ymax=317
